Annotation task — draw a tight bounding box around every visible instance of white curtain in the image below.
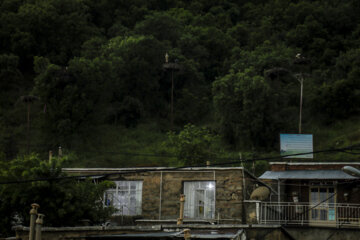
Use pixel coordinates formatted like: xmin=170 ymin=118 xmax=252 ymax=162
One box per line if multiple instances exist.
xmin=183 ymin=181 xmax=215 ymax=219
xmin=105 ymin=181 xmax=143 ymax=216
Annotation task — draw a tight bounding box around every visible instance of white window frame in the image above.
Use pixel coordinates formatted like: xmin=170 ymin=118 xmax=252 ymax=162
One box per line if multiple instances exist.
xmin=183 ymin=181 xmax=216 ymax=219
xmin=104 ymin=181 xmax=143 ymax=216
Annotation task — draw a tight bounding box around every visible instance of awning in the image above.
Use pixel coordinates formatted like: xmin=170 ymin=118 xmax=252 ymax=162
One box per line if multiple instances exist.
xmin=259 ymin=170 xmax=358 ymax=180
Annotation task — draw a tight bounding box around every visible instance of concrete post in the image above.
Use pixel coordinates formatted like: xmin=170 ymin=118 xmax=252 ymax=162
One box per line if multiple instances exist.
xmin=58 ymin=146 xmax=62 ymax=157
xmin=35 ymin=214 xmax=45 ymax=240
xmin=177 ymin=194 xmax=185 ymax=225
xmin=184 ymin=229 xmax=191 ymax=240
xmin=29 ymin=203 xmax=40 ymax=240
xmin=49 ymin=150 xmax=52 ymax=164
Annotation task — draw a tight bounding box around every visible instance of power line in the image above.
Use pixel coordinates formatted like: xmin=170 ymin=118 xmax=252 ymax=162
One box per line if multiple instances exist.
xmin=0 ymin=145 xmax=360 ymax=185
xmin=15 ymin=143 xmax=360 ymax=161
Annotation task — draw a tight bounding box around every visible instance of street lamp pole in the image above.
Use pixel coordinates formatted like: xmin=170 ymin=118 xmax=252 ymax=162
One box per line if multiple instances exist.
xmin=294 ymin=53 xmax=308 ymax=134
xmin=297 ymin=73 xmax=304 ymax=134
xmin=264 ymin=54 xmax=307 ymax=134
xmin=163 ymin=53 xmax=180 ymax=127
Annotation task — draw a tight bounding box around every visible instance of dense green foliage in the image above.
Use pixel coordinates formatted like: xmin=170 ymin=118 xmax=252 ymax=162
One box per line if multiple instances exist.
xmin=1 ymin=1 xmax=360 ymax=163
xmin=0 ymin=154 xmax=114 ymax=236
xmin=1 ymin=0 xmax=360 ymax=234
xmin=166 ymin=124 xmax=221 ymax=166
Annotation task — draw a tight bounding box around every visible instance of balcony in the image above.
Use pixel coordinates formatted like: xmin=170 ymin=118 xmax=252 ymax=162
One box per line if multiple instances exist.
xmin=259 ymin=202 xmax=360 ymax=227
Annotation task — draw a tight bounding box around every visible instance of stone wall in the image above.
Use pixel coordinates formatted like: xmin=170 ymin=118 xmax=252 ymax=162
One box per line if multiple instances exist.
xmin=113 ymin=168 xmax=254 ymax=222
xmin=243 ymin=200 xmax=261 ymax=224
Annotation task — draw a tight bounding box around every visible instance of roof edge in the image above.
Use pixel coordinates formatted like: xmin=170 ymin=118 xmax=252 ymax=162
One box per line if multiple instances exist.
xmin=62 ymin=167 xmax=244 ymax=172
xmin=269 ymin=162 xmax=360 ymax=165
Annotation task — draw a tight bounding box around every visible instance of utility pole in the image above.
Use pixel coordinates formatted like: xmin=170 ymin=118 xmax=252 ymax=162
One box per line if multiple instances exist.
xmin=163 ymin=53 xmax=180 ymax=127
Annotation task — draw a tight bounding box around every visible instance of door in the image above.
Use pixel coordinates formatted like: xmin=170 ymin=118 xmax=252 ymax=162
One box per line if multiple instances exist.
xmin=309 ymin=186 xmax=336 ymax=225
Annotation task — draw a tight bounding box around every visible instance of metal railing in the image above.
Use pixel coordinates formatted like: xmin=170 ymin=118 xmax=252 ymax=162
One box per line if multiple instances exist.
xmin=259 ymin=202 xmax=360 ymax=227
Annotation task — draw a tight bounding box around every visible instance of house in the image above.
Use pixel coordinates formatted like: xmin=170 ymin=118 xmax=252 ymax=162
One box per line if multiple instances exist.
xmin=18 ymin=163 xmax=360 ymax=239
xmin=62 ymin=167 xmax=265 ymax=224
xmin=16 ymin=166 xmax=299 ymax=240
xmin=258 ymin=162 xmax=360 ymax=228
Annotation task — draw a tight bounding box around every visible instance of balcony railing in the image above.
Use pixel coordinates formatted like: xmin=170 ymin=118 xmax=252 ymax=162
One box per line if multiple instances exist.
xmin=259 ymin=202 xmax=360 ymax=227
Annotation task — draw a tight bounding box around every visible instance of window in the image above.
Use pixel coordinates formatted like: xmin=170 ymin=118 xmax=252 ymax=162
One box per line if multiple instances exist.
xmin=104 ymin=181 xmax=143 ymax=216
xmin=183 ymin=181 xmax=215 ymax=219
xmin=310 ymin=186 xmax=335 ymax=221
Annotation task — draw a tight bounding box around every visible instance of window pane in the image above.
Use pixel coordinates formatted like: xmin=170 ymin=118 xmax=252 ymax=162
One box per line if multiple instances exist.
xmin=105 ymin=181 xmax=142 ymax=216
xmin=319 ymin=188 xmax=327 ymax=203
xmin=311 ymin=209 xmax=318 ymax=220
xmin=309 ymin=186 xmax=336 ymax=222
xmin=184 ymin=181 xmax=215 ymax=219
xmin=328 ymin=188 xmax=335 ymax=204
xmin=320 ymin=209 xmax=327 ymax=220
xmin=310 ymin=188 xmax=318 ymax=203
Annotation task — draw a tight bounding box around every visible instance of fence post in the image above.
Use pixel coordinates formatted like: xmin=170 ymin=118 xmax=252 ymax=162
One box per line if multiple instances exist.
xmin=35 ymin=214 xmax=45 ymax=240
xmin=29 ymin=203 xmax=40 ymax=240
xmin=184 ymin=229 xmax=191 ymax=240
xmin=264 ymin=202 xmax=267 ymax=224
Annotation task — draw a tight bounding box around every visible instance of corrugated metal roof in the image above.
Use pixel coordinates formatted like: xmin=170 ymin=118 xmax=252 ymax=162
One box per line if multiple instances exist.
xmin=86 ymin=230 xmax=244 ymax=239
xmin=259 ymin=170 xmax=359 ymax=180
xmin=86 ymin=232 xmax=180 ymax=239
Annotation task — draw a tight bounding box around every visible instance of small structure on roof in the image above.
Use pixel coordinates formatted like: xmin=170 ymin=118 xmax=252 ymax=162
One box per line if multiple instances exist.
xmin=258 ymin=162 xmax=360 ymax=227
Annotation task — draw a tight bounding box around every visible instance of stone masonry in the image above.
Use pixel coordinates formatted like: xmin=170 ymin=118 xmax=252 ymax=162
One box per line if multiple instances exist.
xmin=63 ymin=167 xmax=261 ymax=223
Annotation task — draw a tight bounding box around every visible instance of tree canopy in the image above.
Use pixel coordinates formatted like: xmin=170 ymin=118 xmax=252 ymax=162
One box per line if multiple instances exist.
xmin=0 ymin=154 xmax=113 ymax=236
xmin=0 ymin=0 xmax=360 ymax=162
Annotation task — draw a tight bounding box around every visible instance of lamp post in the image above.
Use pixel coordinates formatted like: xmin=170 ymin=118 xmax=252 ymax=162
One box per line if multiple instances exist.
xmin=342 ymin=166 xmax=360 ymax=177
xmin=293 ymin=53 xmax=309 ymax=134
xmin=294 ymin=73 xmax=304 ymax=134
xmin=163 ymin=53 xmax=180 ymax=127
xmin=263 ymin=64 xmax=306 ymax=134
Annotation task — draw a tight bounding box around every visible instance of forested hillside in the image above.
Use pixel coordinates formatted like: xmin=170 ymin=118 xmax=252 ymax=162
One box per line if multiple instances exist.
xmin=1 ymin=0 xmax=360 ymax=166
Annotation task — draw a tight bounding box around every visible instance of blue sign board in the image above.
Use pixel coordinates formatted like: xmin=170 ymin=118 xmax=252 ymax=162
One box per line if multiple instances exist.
xmin=328 ymin=209 xmax=335 ymax=221
xmin=280 ymin=134 xmax=313 ymax=158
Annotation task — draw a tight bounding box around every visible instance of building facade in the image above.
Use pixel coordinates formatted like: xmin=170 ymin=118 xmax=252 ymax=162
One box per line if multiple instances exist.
xmin=259 ymin=162 xmax=360 ymax=227
xmin=63 ymin=167 xmax=264 ymax=224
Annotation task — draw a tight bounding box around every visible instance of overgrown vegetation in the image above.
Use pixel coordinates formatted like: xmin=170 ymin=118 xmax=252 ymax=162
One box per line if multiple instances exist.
xmin=0 ymin=0 xmax=360 ymax=185
xmin=2 ymin=1 xmax=360 ymax=233
xmin=0 ymin=154 xmax=114 ymax=236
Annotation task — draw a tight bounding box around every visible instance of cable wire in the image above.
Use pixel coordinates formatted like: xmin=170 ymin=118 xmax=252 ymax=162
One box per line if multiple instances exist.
xmin=0 ymin=145 xmax=360 ymax=185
